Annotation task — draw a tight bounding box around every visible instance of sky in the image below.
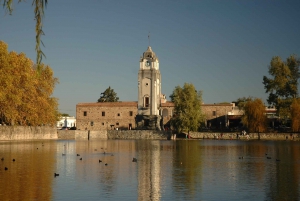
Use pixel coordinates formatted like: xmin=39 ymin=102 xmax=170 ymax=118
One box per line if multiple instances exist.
xmin=1 ymin=0 xmax=300 ymax=117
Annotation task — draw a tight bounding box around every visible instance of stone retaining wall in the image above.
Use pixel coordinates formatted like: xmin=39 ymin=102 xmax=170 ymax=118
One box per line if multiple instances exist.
xmin=57 ymin=130 xmax=75 ymax=139
xmin=107 ymin=130 xmax=170 ymax=140
xmin=188 ymin=132 xmax=300 ymax=140
xmin=0 ymin=126 xmax=57 ymax=140
xmin=1 ymin=126 xmax=299 ymax=141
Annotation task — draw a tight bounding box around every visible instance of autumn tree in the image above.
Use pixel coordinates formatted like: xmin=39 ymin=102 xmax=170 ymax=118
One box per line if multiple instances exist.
xmin=241 ymin=98 xmax=267 ymax=132
xmin=290 ymin=98 xmax=300 ymax=132
xmin=0 ymin=41 xmax=58 ymax=126
xmin=233 ymin=96 xmax=253 ymax=112
xmin=2 ymin=0 xmax=48 ymax=65
xmin=97 ymin=86 xmax=119 ymax=102
xmin=169 ymin=83 xmax=204 ymax=134
xmin=263 ymin=55 xmax=300 ymax=119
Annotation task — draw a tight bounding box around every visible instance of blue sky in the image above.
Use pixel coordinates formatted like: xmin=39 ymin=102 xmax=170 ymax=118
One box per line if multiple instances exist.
xmin=1 ymin=0 xmax=300 ymax=116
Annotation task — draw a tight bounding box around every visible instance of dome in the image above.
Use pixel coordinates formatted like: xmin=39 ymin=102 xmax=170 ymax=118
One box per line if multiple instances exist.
xmin=141 ymin=46 xmax=159 ymax=62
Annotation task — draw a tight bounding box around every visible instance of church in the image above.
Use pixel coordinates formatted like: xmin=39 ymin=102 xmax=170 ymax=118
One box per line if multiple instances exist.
xmin=76 ymin=46 xmax=238 ymax=131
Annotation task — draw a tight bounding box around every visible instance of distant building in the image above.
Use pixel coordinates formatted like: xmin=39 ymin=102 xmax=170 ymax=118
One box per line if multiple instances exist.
xmin=57 ymin=116 xmax=76 ymax=129
xmin=75 ymin=46 xmax=276 ymax=131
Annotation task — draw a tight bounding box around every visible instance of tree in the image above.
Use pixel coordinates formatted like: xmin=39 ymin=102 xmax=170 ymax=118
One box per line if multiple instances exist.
xmin=241 ymin=98 xmax=267 ymax=132
xmin=290 ymin=98 xmax=300 ymax=132
xmin=263 ymin=55 xmax=300 ymax=119
xmin=169 ymin=83 xmax=204 ymax=134
xmin=233 ymin=96 xmax=253 ymax=112
xmin=0 ymin=40 xmax=58 ymax=126
xmin=97 ymin=86 xmax=119 ymax=102
xmin=2 ymin=0 xmax=48 ymax=65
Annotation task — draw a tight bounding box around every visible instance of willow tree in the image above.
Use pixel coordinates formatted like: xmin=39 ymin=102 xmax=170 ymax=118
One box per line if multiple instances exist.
xmin=169 ymin=83 xmax=204 ymax=134
xmin=263 ymin=55 xmax=300 ymax=120
xmin=0 ymin=41 xmax=58 ymax=126
xmin=290 ymin=98 xmax=300 ymax=132
xmin=2 ymin=0 xmax=48 ymax=65
xmin=242 ymin=98 xmax=267 ymax=132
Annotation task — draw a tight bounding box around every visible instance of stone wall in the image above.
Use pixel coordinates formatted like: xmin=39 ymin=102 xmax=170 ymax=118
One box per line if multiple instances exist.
xmin=107 ymin=130 xmax=170 ymax=140
xmin=75 ymin=130 xmax=107 ymax=140
xmin=76 ymin=102 xmax=137 ymax=131
xmin=0 ymin=126 xmax=57 ymax=140
xmin=188 ymin=131 xmax=300 ymax=140
xmin=57 ymin=130 xmax=75 ymax=139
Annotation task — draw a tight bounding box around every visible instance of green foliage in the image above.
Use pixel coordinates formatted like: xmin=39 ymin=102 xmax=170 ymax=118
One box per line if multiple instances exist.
xmin=169 ymin=83 xmax=204 ymax=134
xmin=98 ymin=86 xmax=119 ymax=102
xmin=0 ymin=41 xmax=58 ymax=126
xmin=290 ymin=98 xmax=300 ymax=132
xmin=2 ymin=0 xmax=48 ymax=66
xmin=233 ymin=97 xmax=253 ymax=111
xmin=263 ymin=55 xmax=300 ymax=118
xmin=242 ymin=98 xmax=267 ymax=132
xmin=60 ymin=113 xmax=70 ymax=117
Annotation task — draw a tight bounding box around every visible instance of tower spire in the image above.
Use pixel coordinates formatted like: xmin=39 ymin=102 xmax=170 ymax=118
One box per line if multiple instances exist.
xmin=148 ymin=32 xmax=150 ymax=47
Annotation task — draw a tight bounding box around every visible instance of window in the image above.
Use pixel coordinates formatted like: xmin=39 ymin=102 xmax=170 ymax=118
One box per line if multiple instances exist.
xmin=117 ymin=113 xmax=120 ymax=116
xmin=146 ymin=83 xmax=148 ymax=86
xmin=84 ymin=111 xmax=87 ymax=116
xmin=145 ymin=97 xmax=149 ymax=107
xmin=129 ymin=111 xmax=133 ymax=116
xmin=213 ymin=111 xmax=216 ymax=116
xmin=102 ymin=111 xmax=105 ymax=116
xmin=116 ymin=122 xmax=119 ymax=126
xmin=102 ymin=122 xmax=104 ymax=126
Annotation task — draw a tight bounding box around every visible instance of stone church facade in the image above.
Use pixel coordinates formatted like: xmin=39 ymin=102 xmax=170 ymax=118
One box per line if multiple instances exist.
xmin=76 ymin=46 xmax=239 ymax=131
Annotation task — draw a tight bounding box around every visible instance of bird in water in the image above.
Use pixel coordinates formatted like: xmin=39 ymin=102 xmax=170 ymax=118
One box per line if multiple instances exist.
xmin=54 ymin=173 xmax=59 ymax=177
xmin=132 ymin=158 xmax=137 ymax=162
xmin=99 ymin=160 xmax=102 ymax=163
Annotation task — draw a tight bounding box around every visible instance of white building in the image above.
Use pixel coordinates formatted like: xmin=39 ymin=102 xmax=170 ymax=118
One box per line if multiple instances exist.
xmin=57 ymin=116 xmax=76 ymax=129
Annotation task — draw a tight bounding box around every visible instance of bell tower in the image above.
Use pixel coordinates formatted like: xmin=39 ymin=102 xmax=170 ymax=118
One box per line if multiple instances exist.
xmin=136 ymin=46 xmax=162 ymax=130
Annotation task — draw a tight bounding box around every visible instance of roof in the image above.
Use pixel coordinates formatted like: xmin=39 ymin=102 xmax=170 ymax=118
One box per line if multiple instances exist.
xmin=77 ymin=101 xmax=137 ymax=107
xmin=141 ymin=46 xmax=159 ymax=62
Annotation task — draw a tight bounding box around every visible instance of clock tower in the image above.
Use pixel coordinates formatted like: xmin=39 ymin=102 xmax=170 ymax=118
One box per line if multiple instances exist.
xmin=136 ymin=46 xmax=162 ymax=130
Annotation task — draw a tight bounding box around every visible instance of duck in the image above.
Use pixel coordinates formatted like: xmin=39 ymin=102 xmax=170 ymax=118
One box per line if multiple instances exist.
xmin=54 ymin=173 xmax=59 ymax=177
xmin=80 ymin=158 xmax=82 ymax=160
xmin=62 ymin=153 xmax=66 ymax=156
xmin=132 ymin=158 xmax=137 ymax=162
xmin=105 ymin=163 xmax=108 ymax=166
xmin=4 ymin=167 xmax=8 ymax=171
xmin=267 ymin=156 xmax=272 ymax=159
xmin=238 ymin=156 xmax=243 ymax=159
xmin=77 ymin=154 xmax=80 ymax=156
xmin=12 ymin=159 xmax=15 ymax=162
xmin=99 ymin=160 xmax=102 ymax=163
xmin=1 ymin=157 xmax=4 ymax=161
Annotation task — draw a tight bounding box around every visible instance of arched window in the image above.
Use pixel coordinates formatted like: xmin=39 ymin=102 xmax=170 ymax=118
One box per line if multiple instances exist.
xmin=144 ymin=97 xmax=149 ymax=107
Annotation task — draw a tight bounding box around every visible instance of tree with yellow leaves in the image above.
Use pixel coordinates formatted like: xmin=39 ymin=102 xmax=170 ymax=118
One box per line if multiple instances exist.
xmin=0 ymin=41 xmax=58 ymax=126
xmin=242 ymin=98 xmax=267 ymax=132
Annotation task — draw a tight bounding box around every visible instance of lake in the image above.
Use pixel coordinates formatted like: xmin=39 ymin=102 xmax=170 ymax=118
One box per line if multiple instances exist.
xmin=0 ymin=139 xmax=299 ymax=201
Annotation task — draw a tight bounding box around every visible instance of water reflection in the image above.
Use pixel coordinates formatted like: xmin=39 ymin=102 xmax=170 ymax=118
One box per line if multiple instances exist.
xmin=0 ymin=139 xmax=299 ymax=201
xmin=0 ymin=141 xmax=56 ymax=201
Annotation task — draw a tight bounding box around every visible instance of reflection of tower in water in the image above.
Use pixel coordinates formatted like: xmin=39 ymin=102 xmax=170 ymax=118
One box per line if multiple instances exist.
xmin=137 ymin=141 xmax=161 ymax=200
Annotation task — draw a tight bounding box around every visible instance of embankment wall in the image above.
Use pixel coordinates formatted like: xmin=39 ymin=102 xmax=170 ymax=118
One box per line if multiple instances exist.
xmin=0 ymin=126 xmax=57 ymax=140
xmin=1 ymin=126 xmax=299 ymax=141
xmin=188 ymin=132 xmax=299 ymax=140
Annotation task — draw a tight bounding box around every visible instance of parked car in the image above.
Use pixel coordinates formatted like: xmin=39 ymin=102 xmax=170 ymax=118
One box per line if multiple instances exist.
xmin=60 ymin=127 xmax=70 ymax=130
xmin=69 ymin=127 xmax=76 ymax=130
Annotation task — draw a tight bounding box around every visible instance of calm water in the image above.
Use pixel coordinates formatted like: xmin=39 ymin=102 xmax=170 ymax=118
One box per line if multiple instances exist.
xmin=0 ymin=139 xmax=299 ymax=201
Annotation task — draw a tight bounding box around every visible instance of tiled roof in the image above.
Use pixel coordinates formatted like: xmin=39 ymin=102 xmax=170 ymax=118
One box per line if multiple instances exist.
xmin=77 ymin=101 xmax=137 ymax=107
